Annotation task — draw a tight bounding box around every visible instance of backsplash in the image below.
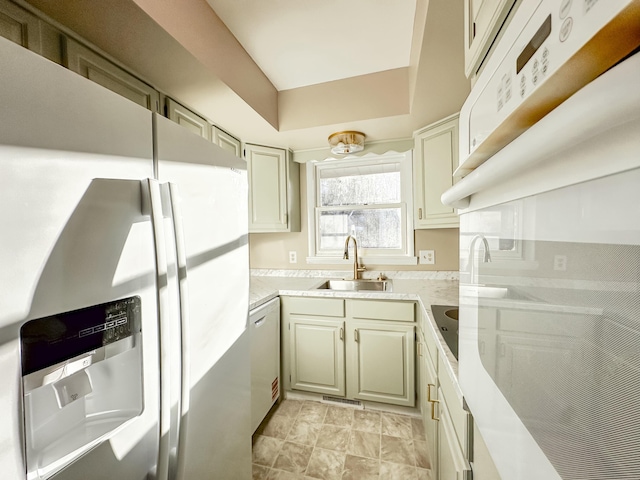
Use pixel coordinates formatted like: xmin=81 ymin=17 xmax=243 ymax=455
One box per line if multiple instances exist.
xmin=250 ymin=269 xmax=459 ymax=281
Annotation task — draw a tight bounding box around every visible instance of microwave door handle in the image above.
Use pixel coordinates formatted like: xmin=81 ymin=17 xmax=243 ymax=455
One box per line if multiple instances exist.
xmin=167 ymin=182 xmax=190 ymax=480
xmin=146 ymin=179 xmax=171 ymax=480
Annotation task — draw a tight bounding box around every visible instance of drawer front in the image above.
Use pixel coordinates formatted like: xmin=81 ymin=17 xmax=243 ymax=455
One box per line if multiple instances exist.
xmin=284 ymin=296 xmax=345 ymax=317
xmin=439 ymin=351 xmax=473 ymax=458
xmin=350 ymin=300 xmax=414 ymax=322
xmin=423 ymin=310 xmax=440 ymax=368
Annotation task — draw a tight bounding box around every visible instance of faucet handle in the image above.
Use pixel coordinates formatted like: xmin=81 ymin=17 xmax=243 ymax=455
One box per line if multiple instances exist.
xmin=377 ymin=272 xmax=386 ymax=281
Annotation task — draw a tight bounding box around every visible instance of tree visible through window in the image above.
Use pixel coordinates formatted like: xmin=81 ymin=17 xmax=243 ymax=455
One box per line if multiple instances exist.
xmin=309 ymin=152 xmax=414 ymax=260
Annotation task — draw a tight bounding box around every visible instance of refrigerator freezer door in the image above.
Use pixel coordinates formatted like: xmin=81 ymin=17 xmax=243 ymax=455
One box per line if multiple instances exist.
xmin=154 ymin=114 xmax=251 ymax=479
xmin=0 ymin=38 xmax=158 ymax=479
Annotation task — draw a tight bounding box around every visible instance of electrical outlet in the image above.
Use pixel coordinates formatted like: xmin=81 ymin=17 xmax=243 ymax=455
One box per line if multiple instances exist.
xmin=419 ymin=250 xmax=435 ymax=265
xmin=553 ymin=255 xmax=567 ymax=271
xmin=289 ymin=251 xmax=297 ymax=264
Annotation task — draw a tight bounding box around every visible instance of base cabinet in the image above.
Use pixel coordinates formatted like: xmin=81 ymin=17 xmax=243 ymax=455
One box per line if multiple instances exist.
xmin=418 ymin=326 xmax=439 ymax=476
xmin=438 ymin=392 xmax=473 ymax=480
xmin=347 ymin=320 xmax=415 ymax=406
xmin=420 ymin=308 xmax=474 ymax=480
xmin=281 ymin=296 xmax=415 ymax=407
xmin=289 ymin=317 xmax=345 ymax=396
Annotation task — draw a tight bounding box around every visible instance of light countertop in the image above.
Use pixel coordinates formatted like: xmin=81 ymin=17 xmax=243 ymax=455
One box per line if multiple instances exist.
xmin=249 ymin=269 xmax=462 ymax=395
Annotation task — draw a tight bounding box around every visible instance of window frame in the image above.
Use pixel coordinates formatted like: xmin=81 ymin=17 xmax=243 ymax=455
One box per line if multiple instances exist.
xmin=306 ymin=151 xmax=416 ymax=265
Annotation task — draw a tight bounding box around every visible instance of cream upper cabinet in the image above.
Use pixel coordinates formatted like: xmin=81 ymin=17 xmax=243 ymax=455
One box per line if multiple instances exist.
xmin=246 ymin=144 xmax=301 ymax=233
xmin=63 ymin=38 xmax=160 ymax=113
xmin=213 ymin=126 xmax=242 ymax=158
xmin=464 ymin=0 xmax=517 ymax=77
xmin=413 ymin=114 xmax=459 ymax=229
xmin=0 ymin=0 xmax=41 ymax=53
xmin=165 ymin=98 xmax=211 ymax=140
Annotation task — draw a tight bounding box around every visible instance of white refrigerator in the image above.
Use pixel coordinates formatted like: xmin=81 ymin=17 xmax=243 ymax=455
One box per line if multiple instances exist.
xmin=0 ymin=36 xmax=251 ymax=480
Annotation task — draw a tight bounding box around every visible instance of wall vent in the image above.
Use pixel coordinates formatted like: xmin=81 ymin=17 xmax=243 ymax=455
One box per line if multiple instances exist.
xmin=321 ymin=396 xmax=363 ymax=409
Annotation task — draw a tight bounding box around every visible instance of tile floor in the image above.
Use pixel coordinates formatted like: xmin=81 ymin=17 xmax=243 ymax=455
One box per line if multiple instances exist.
xmin=252 ymin=399 xmax=434 ymax=479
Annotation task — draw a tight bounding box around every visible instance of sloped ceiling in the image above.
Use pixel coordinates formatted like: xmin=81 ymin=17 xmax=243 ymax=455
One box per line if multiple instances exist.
xmin=23 ymin=0 xmax=470 ymax=151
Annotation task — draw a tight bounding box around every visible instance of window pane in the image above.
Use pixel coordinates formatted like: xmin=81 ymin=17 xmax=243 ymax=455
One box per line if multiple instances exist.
xmin=319 ymin=208 xmax=401 ymax=250
xmin=320 ymin=171 xmax=400 ymax=206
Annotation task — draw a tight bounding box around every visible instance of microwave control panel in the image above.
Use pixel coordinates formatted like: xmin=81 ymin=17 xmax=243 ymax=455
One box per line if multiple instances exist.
xmin=458 ymin=0 xmax=638 ymax=175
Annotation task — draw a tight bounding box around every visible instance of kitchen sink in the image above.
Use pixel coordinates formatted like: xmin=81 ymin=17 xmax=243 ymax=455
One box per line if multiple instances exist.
xmin=316 ymin=279 xmax=392 ymax=292
xmin=431 ymin=305 xmax=459 ymax=360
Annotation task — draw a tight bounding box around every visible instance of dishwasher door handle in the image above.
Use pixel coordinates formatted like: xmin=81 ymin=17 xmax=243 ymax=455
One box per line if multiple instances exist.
xmin=254 ymin=316 xmax=266 ymax=327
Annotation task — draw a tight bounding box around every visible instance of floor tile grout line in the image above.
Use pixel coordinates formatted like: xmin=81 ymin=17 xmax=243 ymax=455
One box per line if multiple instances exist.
xmin=254 ymin=399 xmax=434 ymax=478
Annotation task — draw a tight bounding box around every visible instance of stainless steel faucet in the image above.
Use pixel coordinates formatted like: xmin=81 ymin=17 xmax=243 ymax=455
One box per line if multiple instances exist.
xmin=468 ymin=234 xmax=492 ymax=284
xmin=343 ymin=235 xmax=366 ymax=280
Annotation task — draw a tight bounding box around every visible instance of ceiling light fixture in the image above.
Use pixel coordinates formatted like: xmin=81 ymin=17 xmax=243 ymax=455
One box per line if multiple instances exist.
xmin=328 ymin=131 xmax=365 ymax=155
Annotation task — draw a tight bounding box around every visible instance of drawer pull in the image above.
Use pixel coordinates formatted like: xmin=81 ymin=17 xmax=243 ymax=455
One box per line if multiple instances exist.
xmin=431 ymin=399 xmax=440 ymax=421
xmin=354 ymin=329 xmax=359 ymax=342
xmin=427 ymin=383 xmax=436 ymax=402
xmin=340 ymin=328 xmax=344 ymax=341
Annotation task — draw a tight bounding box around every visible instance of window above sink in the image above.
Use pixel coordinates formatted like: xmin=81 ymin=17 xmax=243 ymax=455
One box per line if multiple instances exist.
xmin=306 ymin=151 xmax=416 ymax=266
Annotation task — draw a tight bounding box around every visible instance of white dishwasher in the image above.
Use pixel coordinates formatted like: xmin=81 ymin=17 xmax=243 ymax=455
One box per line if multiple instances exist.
xmin=249 ymin=297 xmax=280 ymax=432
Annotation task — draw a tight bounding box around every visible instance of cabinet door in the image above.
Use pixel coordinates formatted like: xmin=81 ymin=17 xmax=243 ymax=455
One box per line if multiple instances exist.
xmin=0 ymin=0 xmax=41 ymax=53
xmin=438 ymin=390 xmax=473 ymax=480
xmin=165 ymin=98 xmax=211 ymax=140
xmin=464 ymin=0 xmax=516 ymax=77
xmin=63 ymin=38 xmax=160 ymax=112
xmin=347 ymin=320 xmax=415 ymax=407
xmin=414 ymin=114 xmax=459 ymax=229
xmin=423 ymin=350 xmax=439 ymax=474
xmin=290 ymin=317 xmax=345 ymax=396
xmin=213 ymin=126 xmax=242 ymax=158
xmin=247 ymin=144 xmax=300 ymax=232
xmin=419 ymin=330 xmax=439 ymax=475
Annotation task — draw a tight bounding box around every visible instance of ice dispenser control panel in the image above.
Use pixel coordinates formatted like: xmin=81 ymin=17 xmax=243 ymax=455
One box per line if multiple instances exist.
xmin=21 ymin=297 xmax=144 ymax=480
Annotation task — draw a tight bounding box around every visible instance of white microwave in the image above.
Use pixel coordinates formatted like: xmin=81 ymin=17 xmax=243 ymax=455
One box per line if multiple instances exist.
xmin=443 ymin=1 xmax=640 ymax=480
xmin=456 ymin=0 xmax=640 ymax=177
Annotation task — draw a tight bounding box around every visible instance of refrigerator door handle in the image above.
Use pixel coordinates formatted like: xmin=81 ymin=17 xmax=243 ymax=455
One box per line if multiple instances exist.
xmin=167 ymin=182 xmax=190 ymax=480
xmin=145 ymin=178 xmax=172 ymax=480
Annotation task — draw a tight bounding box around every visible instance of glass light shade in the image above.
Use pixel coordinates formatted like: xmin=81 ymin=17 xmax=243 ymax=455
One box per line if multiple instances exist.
xmin=328 ymin=131 xmax=365 ymax=155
